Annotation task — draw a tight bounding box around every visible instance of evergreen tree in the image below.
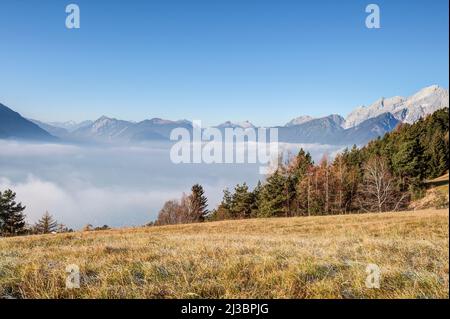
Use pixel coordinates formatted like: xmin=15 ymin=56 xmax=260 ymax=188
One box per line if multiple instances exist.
xmin=0 ymin=189 xmax=26 ymax=237
xmin=285 ymin=149 xmax=314 ymax=215
xmin=231 ymin=183 xmax=253 ymax=218
xmin=258 ymin=170 xmax=287 ymax=217
xmin=190 ymin=184 xmax=209 ymax=221
xmin=250 ymin=181 xmax=263 ymax=217
xmin=428 ymin=131 xmax=448 ymax=178
xmin=209 ymin=188 xmax=233 ymax=221
xmin=392 ymin=130 xmax=425 ymax=191
xmin=288 ymin=149 xmax=313 ymax=182
xmin=222 ymin=188 xmax=233 ymax=211
xmin=283 ymin=175 xmax=297 ymax=217
xmin=35 ymin=211 xmax=58 ymax=234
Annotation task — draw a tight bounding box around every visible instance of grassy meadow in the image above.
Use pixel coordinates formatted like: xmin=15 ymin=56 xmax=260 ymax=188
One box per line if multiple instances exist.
xmin=0 ymin=209 xmax=448 ymax=299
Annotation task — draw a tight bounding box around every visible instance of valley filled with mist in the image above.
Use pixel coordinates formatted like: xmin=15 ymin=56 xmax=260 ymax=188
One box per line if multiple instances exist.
xmin=0 ymin=139 xmax=344 ymax=228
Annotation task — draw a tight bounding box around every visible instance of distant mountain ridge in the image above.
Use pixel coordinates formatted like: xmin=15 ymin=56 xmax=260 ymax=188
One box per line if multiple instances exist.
xmin=284 ymin=85 xmax=449 ymax=130
xmin=65 ymin=116 xmax=193 ymax=142
xmin=1 ymin=85 xmax=448 ymax=145
xmin=279 ymin=84 xmax=448 ymax=144
xmin=47 ymin=120 xmax=93 ymax=132
xmin=285 ymin=115 xmax=314 ymax=127
xmin=277 ymin=113 xmax=399 ymax=145
xmin=343 ymin=85 xmax=449 ymax=128
xmin=29 ymin=119 xmax=70 ymax=138
xmin=0 ymin=103 xmax=57 ymax=141
xmin=278 ymin=115 xmax=346 ymax=144
xmin=216 ymin=121 xmax=256 ymax=129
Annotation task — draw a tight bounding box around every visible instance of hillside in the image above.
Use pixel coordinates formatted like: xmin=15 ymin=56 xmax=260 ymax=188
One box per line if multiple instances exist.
xmin=410 ymin=173 xmax=449 ymax=210
xmin=0 ymin=209 xmax=448 ymax=299
xmin=0 ymin=103 xmax=57 ymax=141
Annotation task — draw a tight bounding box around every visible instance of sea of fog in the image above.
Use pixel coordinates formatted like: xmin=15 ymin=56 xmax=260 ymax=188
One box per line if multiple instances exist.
xmin=0 ymin=140 xmax=347 ymax=229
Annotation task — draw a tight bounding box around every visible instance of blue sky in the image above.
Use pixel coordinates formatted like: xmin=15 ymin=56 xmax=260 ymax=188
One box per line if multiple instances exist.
xmin=0 ymin=0 xmax=448 ymax=126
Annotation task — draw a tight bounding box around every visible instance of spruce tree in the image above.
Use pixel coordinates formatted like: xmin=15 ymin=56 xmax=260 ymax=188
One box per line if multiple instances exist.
xmin=250 ymin=181 xmax=263 ymax=217
xmin=35 ymin=211 xmax=58 ymax=234
xmin=392 ymin=133 xmax=424 ymax=191
xmin=232 ymin=183 xmax=253 ymax=218
xmin=258 ymin=170 xmax=287 ymax=217
xmin=0 ymin=189 xmax=26 ymax=237
xmin=210 ymin=188 xmax=233 ymax=221
xmin=288 ymin=149 xmax=313 ymax=183
xmin=190 ymin=184 xmax=208 ymax=222
xmin=428 ymin=131 xmax=448 ymax=178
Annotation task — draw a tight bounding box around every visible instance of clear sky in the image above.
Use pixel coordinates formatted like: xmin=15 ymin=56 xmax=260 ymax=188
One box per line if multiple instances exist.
xmin=0 ymin=0 xmax=448 ymax=126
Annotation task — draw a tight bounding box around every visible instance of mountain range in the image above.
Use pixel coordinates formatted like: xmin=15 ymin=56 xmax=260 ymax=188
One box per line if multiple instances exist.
xmin=1 ymin=85 xmax=448 ymax=146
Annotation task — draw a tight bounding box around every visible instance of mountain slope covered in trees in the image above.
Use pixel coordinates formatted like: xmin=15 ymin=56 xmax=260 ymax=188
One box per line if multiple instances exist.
xmin=212 ymin=108 xmax=449 ymax=220
xmin=155 ymin=108 xmax=449 ymax=224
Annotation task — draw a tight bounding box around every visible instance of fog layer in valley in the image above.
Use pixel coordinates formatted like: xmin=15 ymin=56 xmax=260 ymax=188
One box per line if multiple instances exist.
xmin=0 ymin=140 xmax=345 ymax=229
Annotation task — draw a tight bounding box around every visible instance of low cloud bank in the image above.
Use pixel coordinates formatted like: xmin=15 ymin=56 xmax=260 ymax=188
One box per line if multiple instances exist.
xmin=0 ymin=140 xmax=346 ymax=229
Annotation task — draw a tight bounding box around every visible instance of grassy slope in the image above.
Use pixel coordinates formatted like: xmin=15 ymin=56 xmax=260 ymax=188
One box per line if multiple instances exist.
xmin=0 ymin=209 xmax=448 ymax=299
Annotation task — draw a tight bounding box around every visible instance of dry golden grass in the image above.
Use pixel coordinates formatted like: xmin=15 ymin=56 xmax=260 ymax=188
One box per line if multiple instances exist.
xmin=0 ymin=209 xmax=448 ymax=299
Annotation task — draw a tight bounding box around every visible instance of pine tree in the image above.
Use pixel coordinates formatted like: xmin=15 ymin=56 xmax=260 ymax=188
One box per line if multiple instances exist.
xmin=340 ymin=148 xmax=364 ymax=212
xmin=258 ymin=170 xmax=287 ymax=217
xmin=190 ymin=184 xmax=208 ymax=222
xmin=214 ymin=188 xmax=234 ymax=220
xmin=428 ymin=131 xmax=448 ymax=178
xmin=283 ymin=175 xmax=296 ymax=217
xmin=288 ymin=149 xmax=313 ymax=182
xmin=0 ymin=189 xmax=26 ymax=237
xmin=35 ymin=211 xmax=58 ymax=234
xmin=250 ymin=181 xmax=263 ymax=217
xmin=232 ymin=183 xmax=253 ymax=218
xmin=392 ymin=131 xmax=424 ymax=191
xmin=285 ymin=149 xmax=314 ymax=215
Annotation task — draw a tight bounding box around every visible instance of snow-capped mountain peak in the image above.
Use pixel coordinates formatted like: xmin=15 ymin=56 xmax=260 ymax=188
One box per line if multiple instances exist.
xmin=409 ymin=84 xmax=441 ymax=101
xmin=48 ymin=120 xmax=94 ymax=132
xmin=343 ymin=85 xmax=448 ymax=128
xmin=285 ymin=115 xmax=314 ymax=127
xmin=92 ymin=116 xmax=117 ymax=130
xmin=217 ymin=120 xmax=255 ymax=129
